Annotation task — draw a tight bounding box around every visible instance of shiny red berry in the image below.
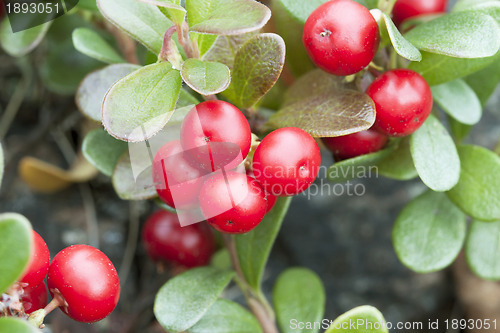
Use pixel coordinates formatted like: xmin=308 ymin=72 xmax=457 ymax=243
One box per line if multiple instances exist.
xmin=21 ymin=282 xmax=48 ymax=314
xmin=322 ymin=129 xmax=388 ymax=160
xmin=47 ymin=245 xmax=120 ymax=323
xmin=142 ymin=210 xmax=216 ymax=268
xmin=199 ymin=171 xmax=267 ymax=234
xmin=180 ymin=101 xmax=251 ymax=171
xmin=303 ymin=0 xmax=380 ymax=76
xmin=19 ymin=231 xmax=50 ymax=290
xmin=367 ymin=69 xmax=433 ymax=137
xmin=247 ymin=170 xmax=277 ymax=213
xmin=392 ymin=0 xmax=447 ymax=27
xmin=253 ymin=127 xmax=321 ymax=197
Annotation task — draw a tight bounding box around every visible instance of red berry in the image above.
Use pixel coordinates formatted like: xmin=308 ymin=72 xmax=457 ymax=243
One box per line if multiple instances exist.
xmin=367 ymin=69 xmax=433 ymax=137
xmin=392 ymin=0 xmax=447 ymax=27
xmin=247 ymin=170 xmax=277 ymax=213
xmin=303 ymin=0 xmax=380 ymax=76
xmin=199 ymin=171 xmax=267 ymax=234
xmin=180 ymin=101 xmax=251 ymax=171
xmin=142 ymin=210 xmax=216 ymax=268
xmin=152 ymin=140 xmax=206 ymax=209
xmin=252 ymin=127 xmax=321 ymax=197
xmin=322 ymin=129 xmax=388 ymax=160
xmin=19 ymin=231 xmax=50 ymax=290
xmin=47 ymin=245 xmax=120 ymax=323
xmin=21 ymin=282 xmax=48 ymax=314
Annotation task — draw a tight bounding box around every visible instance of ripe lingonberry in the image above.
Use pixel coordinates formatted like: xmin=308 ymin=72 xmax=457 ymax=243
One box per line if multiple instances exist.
xmin=180 ymin=100 xmax=251 ymax=171
xmin=392 ymin=0 xmax=447 ymax=27
xmin=199 ymin=171 xmax=267 ymax=234
xmin=247 ymin=170 xmax=277 ymax=213
xmin=367 ymin=69 xmax=433 ymax=137
xmin=47 ymin=245 xmax=120 ymax=323
xmin=19 ymin=231 xmax=50 ymax=290
xmin=21 ymin=282 xmax=48 ymax=314
xmin=152 ymin=140 xmax=206 ymax=209
xmin=322 ymin=129 xmax=388 ymax=161
xmin=142 ymin=210 xmax=216 ymax=268
xmin=252 ymin=127 xmax=321 ymax=197
xmin=303 ymin=0 xmax=380 ymax=76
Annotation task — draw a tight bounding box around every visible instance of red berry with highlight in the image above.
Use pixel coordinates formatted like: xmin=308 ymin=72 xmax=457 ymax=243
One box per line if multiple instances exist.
xmin=322 ymin=129 xmax=388 ymax=160
xmin=21 ymin=282 xmax=48 ymax=314
xmin=19 ymin=231 xmax=50 ymax=290
xmin=392 ymin=0 xmax=447 ymax=27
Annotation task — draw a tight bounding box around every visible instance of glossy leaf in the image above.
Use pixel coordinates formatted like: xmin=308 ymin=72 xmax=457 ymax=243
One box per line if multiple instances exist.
xmin=188 ymin=299 xmax=262 ymax=333
xmin=112 ymin=151 xmax=157 ymax=200
xmin=410 ymin=115 xmax=460 ymax=191
xmin=138 ymin=0 xmax=186 ymax=26
xmin=0 ymin=317 xmax=40 ymax=333
xmin=0 ymin=144 xmax=3 ymax=188
xmin=447 ymin=145 xmax=500 ymax=221
xmin=236 ymin=197 xmax=292 ymax=289
xmin=76 ymin=64 xmax=140 ymax=122
xmin=377 ymin=138 xmax=418 ymax=181
xmin=466 ymin=220 xmax=500 ymax=280
xmin=465 ymin=58 xmax=500 ymax=105
xmin=180 ymin=59 xmax=230 ymax=95
xmin=325 ymin=306 xmax=388 ymax=333
xmin=187 ymin=0 xmax=271 ymax=35
xmin=431 ymin=79 xmax=482 ymax=124
xmin=154 ymin=267 xmax=234 ymax=332
xmin=224 ymin=33 xmax=285 ymax=108
xmin=0 ymin=213 xmax=32 ymax=294
xmin=202 ymin=32 xmax=258 ymax=69
xmin=379 ymin=12 xmax=422 ymax=61
xmin=72 ymin=28 xmax=125 ymax=64
xmin=82 ymin=129 xmax=128 ymax=177
xmin=102 ymin=62 xmax=182 ymax=142
xmin=405 ymin=11 xmax=500 ymax=58
xmin=0 ymin=17 xmax=51 ymax=57
xmin=273 ymin=268 xmax=325 ymax=333
xmin=97 ymin=0 xmax=172 ymax=54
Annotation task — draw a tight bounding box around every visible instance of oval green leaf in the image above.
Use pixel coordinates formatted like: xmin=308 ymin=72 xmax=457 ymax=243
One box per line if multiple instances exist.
xmin=393 ymin=191 xmax=466 ymax=273
xmin=82 ymin=129 xmax=128 ymax=177
xmin=188 ymin=299 xmax=262 ymax=333
xmin=273 ymin=268 xmax=325 ymax=333
xmin=274 ymin=0 xmax=326 ymax=25
xmin=154 ymin=267 xmax=234 ymax=332
xmin=76 ymin=64 xmax=140 ymax=122
xmin=0 ymin=213 xmax=32 ymax=294
xmin=0 ymin=317 xmax=41 ymax=333
xmin=72 ymin=28 xmax=125 ymax=64
xmin=410 ymin=115 xmax=460 ymax=191
xmin=325 ymin=306 xmax=388 ymax=333
xmin=465 ymin=58 xmax=500 ymax=105
xmin=447 ymin=145 xmax=500 ymax=221
xmin=112 ymin=151 xmax=157 ymax=200
xmin=202 ymin=32 xmax=259 ymax=69
xmin=377 ymin=138 xmax=418 ymax=181
xmin=236 ymin=197 xmax=292 ymax=289
xmin=181 ymin=59 xmax=230 ymax=95
xmin=102 ymin=62 xmax=182 ymax=142
xmin=453 ymin=0 xmax=500 ymax=12
xmin=379 ymin=12 xmax=422 ymax=62
xmin=138 ymin=0 xmax=186 ymax=26
xmin=466 ymin=220 xmax=500 ymax=280
xmin=0 ymin=17 xmax=51 ymax=57
xmin=431 ymin=79 xmax=482 ymax=125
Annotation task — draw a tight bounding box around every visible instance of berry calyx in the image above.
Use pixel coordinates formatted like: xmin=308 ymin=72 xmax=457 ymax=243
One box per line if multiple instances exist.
xmin=142 ymin=210 xmax=216 ymax=268
xmin=199 ymin=171 xmax=267 ymax=234
xmin=303 ymin=0 xmax=380 ymax=76
xmin=367 ymin=69 xmax=433 ymax=137
xmin=392 ymin=0 xmax=447 ymax=27
xmin=21 ymin=282 xmax=48 ymax=314
xmin=252 ymin=127 xmax=321 ymax=197
xmin=46 ymin=245 xmax=120 ymax=323
xmin=322 ymin=129 xmax=388 ymax=160
xmin=19 ymin=231 xmax=50 ymax=290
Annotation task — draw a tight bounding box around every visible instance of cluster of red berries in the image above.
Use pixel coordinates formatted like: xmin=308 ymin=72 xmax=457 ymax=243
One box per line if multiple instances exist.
xmin=303 ymin=0 xmax=445 ymax=160
xmin=1 ymin=230 xmax=120 ymax=324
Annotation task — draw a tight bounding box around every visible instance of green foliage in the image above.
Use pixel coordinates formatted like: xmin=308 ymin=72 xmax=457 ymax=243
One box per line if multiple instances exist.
xmin=378 ymin=12 xmax=422 ymax=62
xmin=112 ymin=151 xmax=157 ymax=200
xmin=181 ymin=59 xmax=231 ymax=95
xmin=154 ymin=267 xmax=234 ymax=332
xmin=141 ymin=0 xmax=186 ymax=26
xmin=0 ymin=17 xmax=51 ymax=57
xmin=466 ymin=220 xmax=500 ymax=280
xmin=377 ymin=138 xmax=418 ymax=181
xmin=202 ymin=32 xmax=258 ymax=69
xmin=274 ymin=0 xmax=326 ymax=25
xmin=325 ymin=306 xmax=388 ymax=333
xmin=465 ymin=58 xmax=500 ymax=105
xmin=0 ymin=317 xmax=41 ymax=333
xmin=72 ymin=28 xmax=125 ymax=64
xmin=82 ymin=129 xmax=128 ymax=177
xmin=431 ymin=79 xmax=482 ymax=124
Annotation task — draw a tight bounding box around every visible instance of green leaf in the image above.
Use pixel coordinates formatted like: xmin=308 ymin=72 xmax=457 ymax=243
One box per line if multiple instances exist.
xmin=0 ymin=317 xmax=41 ymax=333
xmin=187 ymin=0 xmax=271 ymax=35
xmin=224 ymin=33 xmax=285 ymax=108
xmin=325 ymin=306 xmax=388 ymax=333
xmin=78 ymin=0 xmax=100 ymax=11
xmin=154 ymin=267 xmax=234 ymax=332
xmin=82 ymin=129 xmax=128 ymax=177
xmin=210 ymin=249 xmax=232 ymax=270
xmin=191 ymin=32 xmax=218 ymax=58
xmin=410 ymin=115 xmax=460 ymax=191
xmin=0 ymin=144 xmax=4 ymax=188
xmin=450 ymin=118 xmax=473 ymax=142
xmin=177 ymin=88 xmax=201 ymax=107
xmin=76 ymin=64 xmax=140 ymax=122
xmin=409 ymin=51 xmax=499 ymax=86
xmin=379 ymin=12 xmax=422 ymax=62
xmin=431 ymin=79 xmax=482 ymax=125
xmin=102 ymin=62 xmax=182 ymax=142
xmin=72 ymin=28 xmax=125 ymax=64
xmin=466 ymin=220 xmax=500 ymax=280
xmin=97 ymin=0 xmax=172 ymax=54
xmin=112 ymin=151 xmax=157 ymax=200
xmin=138 ymin=0 xmax=187 ymax=26
xmin=453 ymin=0 xmax=500 ymax=12
xmin=447 ymin=145 xmax=500 ymax=221
xmin=0 ymin=17 xmax=51 ymax=57
xmin=392 ymin=191 xmax=466 ymax=273
xmin=275 ymin=0 xmax=326 ymax=25
xmin=181 ymin=59 xmax=230 ymax=95
xmin=188 ymin=299 xmax=262 ymax=333
xmin=273 ymin=268 xmax=325 ymax=333
xmin=465 ymin=58 xmax=500 ymax=105
xmin=202 ymin=32 xmax=258 ymax=69
xmin=405 ymin=11 xmax=500 ymax=58
xmin=236 ymin=197 xmax=292 ymax=289
xmin=0 ymin=213 xmax=32 ymax=294
xmin=377 ymin=138 xmax=418 ymax=181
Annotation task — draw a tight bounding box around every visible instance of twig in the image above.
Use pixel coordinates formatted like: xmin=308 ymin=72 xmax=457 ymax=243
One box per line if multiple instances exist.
xmin=0 ymin=74 xmax=30 ymax=140
xmin=119 ymin=201 xmax=140 ymax=286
